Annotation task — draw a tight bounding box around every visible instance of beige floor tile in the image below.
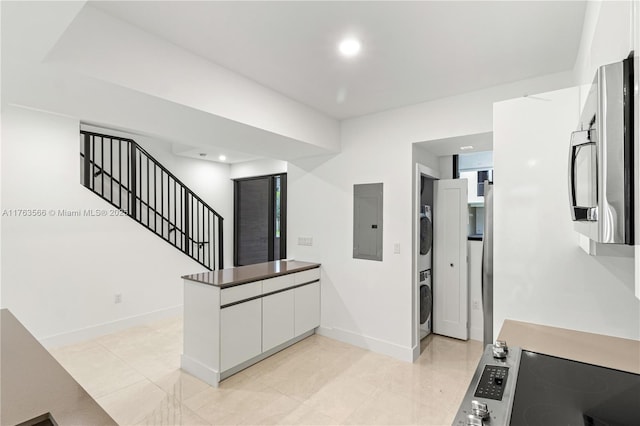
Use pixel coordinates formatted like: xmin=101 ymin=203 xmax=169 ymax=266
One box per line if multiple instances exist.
xmin=279 ymin=402 xmax=340 ymax=425
xmin=187 ymin=405 xmax=240 ymax=426
xmin=136 ymin=398 xmax=211 ymax=426
xmin=52 ymin=341 xmax=148 ymax=398
xmin=303 ymin=376 xmax=376 ymax=422
xmin=184 ymin=373 xmax=281 ymax=415
xmin=54 ymin=316 xmax=482 ymax=426
xmin=152 ymin=370 xmax=212 ymax=403
xmin=235 ymin=393 xmax=301 ymax=425
xmin=127 ymin=354 xmax=181 ymax=382
xmin=343 ymin=388 xmax=449 ymax=426
xmin=261 ymin=364 xmax=337 ymax=402
xmin=97 ymin=380 xmax=168 ymax=425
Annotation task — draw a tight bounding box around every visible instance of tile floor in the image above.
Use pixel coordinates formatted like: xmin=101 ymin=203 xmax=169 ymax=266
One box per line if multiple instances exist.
xmin=50 ymin=317 xmax=483 ymax=425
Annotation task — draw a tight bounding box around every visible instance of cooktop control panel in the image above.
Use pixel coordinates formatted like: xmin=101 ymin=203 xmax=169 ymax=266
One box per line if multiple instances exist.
xmin=453 ymin=341 xmax=522 ymax=426
xmin=474 ymin=365 xmax=509 ymax=400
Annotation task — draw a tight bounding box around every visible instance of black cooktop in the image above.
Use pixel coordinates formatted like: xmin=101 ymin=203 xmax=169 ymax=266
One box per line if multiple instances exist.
xmin=510 ymin=351 xmax=640 ymax=426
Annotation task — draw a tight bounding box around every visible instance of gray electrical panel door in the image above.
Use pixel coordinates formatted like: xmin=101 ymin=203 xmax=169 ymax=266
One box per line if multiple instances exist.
xmin=353 ymin=183 xmax=383 ymax=261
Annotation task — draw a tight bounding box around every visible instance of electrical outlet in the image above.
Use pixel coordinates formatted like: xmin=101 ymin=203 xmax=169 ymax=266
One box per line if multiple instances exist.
xmin=472 ymin=300 xmax=480 ymax=310
xmin=114 ymin=293 xmax=122 ymax=304
xmin=393 ymin=243 xmax=401 ymax=254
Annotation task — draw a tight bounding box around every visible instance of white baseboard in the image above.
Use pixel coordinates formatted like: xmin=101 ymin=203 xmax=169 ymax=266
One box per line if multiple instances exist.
xmin=181 ymin=354 xmax=220 ymax=388
xmin=39 ymin=305 xmax=183 ymax=349
xmin=317 ymin=326 xmax=413 ymax=362
xmin=470 ymin=327 xmax=483 ymax=342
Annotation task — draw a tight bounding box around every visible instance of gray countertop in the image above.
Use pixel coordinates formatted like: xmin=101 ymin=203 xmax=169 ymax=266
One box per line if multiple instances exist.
xmin=182 ymin=260 xmax=320 ymax=288
xmin=0 ymin=309 xmax=117 ymax=426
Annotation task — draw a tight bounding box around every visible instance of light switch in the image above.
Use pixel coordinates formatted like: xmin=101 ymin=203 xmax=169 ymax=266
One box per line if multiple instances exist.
xmin=298 ymin=236 xmax=313 ymax=246
xmin=393 ymin=243 xmax=401 ymax=254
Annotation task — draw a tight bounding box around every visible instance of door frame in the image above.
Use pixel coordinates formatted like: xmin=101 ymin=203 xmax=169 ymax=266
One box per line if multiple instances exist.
xmin=412 ymin=163 xmax=440 ymax=361
xmin=233 ymin=173 xmax=287 ymax=266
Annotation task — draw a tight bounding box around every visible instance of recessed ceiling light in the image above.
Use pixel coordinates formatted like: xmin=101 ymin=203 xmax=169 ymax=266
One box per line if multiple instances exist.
xmin=460 ymin=146 xmax=474 ymax=151
xmin=218 ymin=155 xmax=227 ymax=162
xmin=338 ymin=38 xmax=361 ymax=57
xmin=199 ymin=153 xmax=207 ymax=157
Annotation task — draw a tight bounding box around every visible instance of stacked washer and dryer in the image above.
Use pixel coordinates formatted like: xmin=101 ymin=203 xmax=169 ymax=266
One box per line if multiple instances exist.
xmin=418 ymin=175 xmax=434 ymax=340
xmin=418 ymin=205 xmax=433 ymax=339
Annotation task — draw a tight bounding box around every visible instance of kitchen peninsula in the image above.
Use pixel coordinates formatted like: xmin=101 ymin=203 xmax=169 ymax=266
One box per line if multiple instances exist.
xmin=0 ymin=309 xmax=117 ymax=426
xmin=181 ymin=260 xmax=321 ymax=387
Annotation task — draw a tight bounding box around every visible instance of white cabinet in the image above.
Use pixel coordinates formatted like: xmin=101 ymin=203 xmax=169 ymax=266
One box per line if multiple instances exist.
xmin=295 ymin=282 xmax=320 ymax=335
xmin=182 ymin=264 xmax=321 ymax=387
xmin=262 ymin=290 xmax=295 ymax=352
xmin=220 ymin=299 xmax=262 ymax=371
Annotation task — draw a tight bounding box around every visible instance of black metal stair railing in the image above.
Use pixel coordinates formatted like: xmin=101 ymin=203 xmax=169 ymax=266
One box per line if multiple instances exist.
xmin=79 ymin=130 xmax=223 ymax=270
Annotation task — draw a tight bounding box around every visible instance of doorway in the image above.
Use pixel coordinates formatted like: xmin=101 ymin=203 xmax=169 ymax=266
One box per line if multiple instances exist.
xmin=413 ymin=162 xmax=469 ymax=358
xmin=233 ymin=174 xmax=287 ymax=266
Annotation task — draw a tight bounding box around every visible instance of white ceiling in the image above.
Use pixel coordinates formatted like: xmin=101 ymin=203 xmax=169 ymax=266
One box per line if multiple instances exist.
xmin=91 ymin=1 xmax=587 ymax=120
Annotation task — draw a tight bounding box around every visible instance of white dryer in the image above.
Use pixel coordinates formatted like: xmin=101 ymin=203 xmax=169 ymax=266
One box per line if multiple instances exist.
xmin=418 ymin=205 xmax=433 ymax=339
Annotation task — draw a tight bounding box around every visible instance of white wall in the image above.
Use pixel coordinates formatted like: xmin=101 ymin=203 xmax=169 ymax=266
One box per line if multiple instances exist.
xmin=1 ymin=106 xmax=233 ymax=345
xmin=573 ymin=1 xmax=634 ymax=86
xmin=288 ymin=127 xmax=414 ymax=360
xmin=229 ymin=159 xmax=288 ymax=180
xmin=493 ymin=87 xmax=639 ymax=341
xmin=438 ymin=156 xmax=454 ymax=180
xmin=287 ymin=72 xmax=574 ymax=360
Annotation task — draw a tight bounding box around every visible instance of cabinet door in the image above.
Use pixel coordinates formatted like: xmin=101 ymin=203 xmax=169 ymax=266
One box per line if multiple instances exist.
xmin=220 ymin=299 xmax=262 ymax=371
xmin=294 ymin=282 xmax=320 ymax=335
xmin=262 ymin=290 xmax=294 ymax=352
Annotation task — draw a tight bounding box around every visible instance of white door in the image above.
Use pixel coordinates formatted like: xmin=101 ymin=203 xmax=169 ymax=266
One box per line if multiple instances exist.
xmin=433 ymin=179 xmax=469 ymax=340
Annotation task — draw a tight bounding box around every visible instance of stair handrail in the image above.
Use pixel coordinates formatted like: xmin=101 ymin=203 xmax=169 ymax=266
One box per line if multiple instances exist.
xmin=80 ymin=130 xmax=223 ymax=220
xmin=80 ymin=129 xmax=224 ymax=270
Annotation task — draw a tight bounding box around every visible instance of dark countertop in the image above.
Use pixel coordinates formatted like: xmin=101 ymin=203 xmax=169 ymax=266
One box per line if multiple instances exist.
xmin=0 ymin=309 xmax=117 ymax=426
xmin=182 ymin=260 xmax=321 ymax=288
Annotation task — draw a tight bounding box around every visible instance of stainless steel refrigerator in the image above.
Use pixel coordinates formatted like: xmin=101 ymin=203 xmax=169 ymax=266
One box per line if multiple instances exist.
xmin=482 ymin=181 xmax=493 ymax=346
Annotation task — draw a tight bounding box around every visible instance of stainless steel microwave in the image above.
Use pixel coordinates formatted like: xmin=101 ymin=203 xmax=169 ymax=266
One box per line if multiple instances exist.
xmin=569 ymin=53 xmax=634 ymax=245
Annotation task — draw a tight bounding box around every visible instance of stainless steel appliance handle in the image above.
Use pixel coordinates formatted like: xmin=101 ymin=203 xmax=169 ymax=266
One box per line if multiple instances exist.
xmin=482 ymin=181 xmax=493 ymax=347
xmin=568 ymin=130 xmax=598 ymax=221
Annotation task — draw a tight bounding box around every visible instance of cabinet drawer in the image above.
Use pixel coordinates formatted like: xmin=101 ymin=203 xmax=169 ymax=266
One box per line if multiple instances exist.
xmin=294 ymin=268 xmax=320 ymax=285
xmin=262 ymin=274 xmax=295 ymax=294
xmin=220 ymin=281 xmax=262 ymax=305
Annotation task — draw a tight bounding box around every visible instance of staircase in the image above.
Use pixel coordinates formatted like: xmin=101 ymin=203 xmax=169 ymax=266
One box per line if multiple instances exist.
xmin=80 ymin=130 xmax=224 ymax=270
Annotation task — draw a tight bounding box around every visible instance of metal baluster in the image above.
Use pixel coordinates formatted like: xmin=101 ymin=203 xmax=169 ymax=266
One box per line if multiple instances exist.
xmin=109 ymin=138 xmax=113 ymax=202
xmin=218 ymin=216 xmax=224 ymax=270
xmin=100 ymin=137 xmax=104 ymax=196
xmin=160 ymin=170 xmax=164 ymax=237
xmin=118 ymin=139 xmax=122 ymax=209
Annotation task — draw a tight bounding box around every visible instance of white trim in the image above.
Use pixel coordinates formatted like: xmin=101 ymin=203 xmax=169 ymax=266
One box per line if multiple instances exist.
xmin=39 ymin=305 xmax=183 ymax=349
xmin=411 ymin=343 xmax=421 ymax=362
xmin=469 ymin=327 xmax=483 ymax=342
xmin=317 ymin=326 xmax=413 ymax=362
xmin=412 ymin=163 xmax=440 ymax=351
xmin=181 ymin=354 xmax=221 ymax=388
